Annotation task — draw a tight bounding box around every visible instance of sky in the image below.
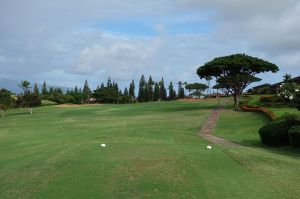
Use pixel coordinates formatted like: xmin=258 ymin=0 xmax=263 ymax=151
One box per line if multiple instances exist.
xmin=0 ymin=0 xmax=300 ymax=91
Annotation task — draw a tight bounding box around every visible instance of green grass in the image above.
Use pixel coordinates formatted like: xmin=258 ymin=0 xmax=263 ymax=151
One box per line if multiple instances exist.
xmin=0 ymin=100 xmax=300 ymax=198
xmin=241 ymin=95 xmax=300 ymax=118
xmin=214 ymin=108 xmax=300 ymax=199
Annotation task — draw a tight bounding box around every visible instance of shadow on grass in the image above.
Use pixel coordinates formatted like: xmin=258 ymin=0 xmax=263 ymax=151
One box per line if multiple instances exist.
xmin=240 ymin=138 xmax=300 ymax=158
xmin=5 ymin=111 xmax=30 ymax=117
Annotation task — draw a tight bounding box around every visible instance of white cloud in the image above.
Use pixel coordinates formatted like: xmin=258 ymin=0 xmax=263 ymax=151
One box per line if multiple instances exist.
xmin=72 ymin=33 xmax=163 ymax=80
xmin=0 ymin=0 xmax=300 ymax=88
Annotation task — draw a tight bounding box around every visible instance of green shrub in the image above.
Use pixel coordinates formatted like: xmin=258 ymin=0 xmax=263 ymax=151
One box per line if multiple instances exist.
xmin=259 ymin=118 xmax=300 ymax=147
xmin=259 ymin=96 xmax=273 ymax=102
xmin=259 ymin=96 xmax=284 ymax=106
xmin=276 ymin=113 xmax=300 ymax=121
xmin=288 ymin=126 xmax=300 ymax=147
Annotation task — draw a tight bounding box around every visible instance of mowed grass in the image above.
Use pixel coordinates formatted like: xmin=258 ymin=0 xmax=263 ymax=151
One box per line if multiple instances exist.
xmin=0 ymin=100 xmax=299 ymax=198
xmin=214 ymin=108 xmax=300 ymax=198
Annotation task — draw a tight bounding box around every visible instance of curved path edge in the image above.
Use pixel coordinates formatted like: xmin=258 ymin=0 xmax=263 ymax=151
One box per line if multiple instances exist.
xmin=199 ymin=107 xmax=242 ymax=147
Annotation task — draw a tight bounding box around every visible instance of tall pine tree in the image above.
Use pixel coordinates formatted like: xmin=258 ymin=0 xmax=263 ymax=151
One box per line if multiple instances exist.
xmin=124 ymin=87 xmax=129 ymax=96
xmin=113 ymin=82 xmax=119 ymax=93
xmin=138 ymin=75 xmax=146 ymax=102
xmin=153 ymin=82 xmax=160 ymax=101
xmin=74 ymin=86 xmax=79 ymax=94
xmin=168 ymin=81 xmax=176 ymax=100
xmin=178 ymin=81 xmax=185 ymax=99
xmin=144 ymin=83 xmax=150 ymax=102
xmin=159 ymin=78 xmax=167 ymax=101
xmin=129 ymin=80 xmax=135 ymax=98
xmin=33 ymin=83 xmax=39 ymax=95
xmin=148 ymin=76 xmax=154 ymax=101
xmin=83 ymin=80 xmax=92 ymax=102
xmin=107 ymin=77 xmax=113 ymax=87
xmin=42 ymin=81 xmax=48 ymax=95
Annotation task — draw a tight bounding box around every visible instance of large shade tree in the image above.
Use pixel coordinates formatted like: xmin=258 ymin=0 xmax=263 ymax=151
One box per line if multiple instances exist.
xmin=197 ymin=54 xmax=279 ymax=110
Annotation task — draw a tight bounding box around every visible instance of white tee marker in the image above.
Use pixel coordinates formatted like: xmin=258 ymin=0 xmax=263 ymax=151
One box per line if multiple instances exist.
xmin=206 ymin=145 xmax=212 ymax=150
xmin=100 ymin=143 xmax=106 ymax=148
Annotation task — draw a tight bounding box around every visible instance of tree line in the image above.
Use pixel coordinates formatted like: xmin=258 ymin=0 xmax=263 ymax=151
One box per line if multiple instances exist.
xmin=2 ymin=53 xmax=280 ymax=116
xmin=1 ymin=75 xmax=199 ymax=117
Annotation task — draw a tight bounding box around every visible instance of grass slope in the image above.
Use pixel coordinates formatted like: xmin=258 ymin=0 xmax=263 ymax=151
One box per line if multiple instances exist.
xmin=0 ymin=100 xmax=299 ymax=198
xmin=214 ymin=108 xmax=300 ymax=198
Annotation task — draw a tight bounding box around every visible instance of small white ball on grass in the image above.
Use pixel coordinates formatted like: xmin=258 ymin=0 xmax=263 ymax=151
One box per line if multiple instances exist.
xmin=100 ymin=143 xmax=106 ymax=148
xmin=206 ymin=145 xmax=212 ymax=150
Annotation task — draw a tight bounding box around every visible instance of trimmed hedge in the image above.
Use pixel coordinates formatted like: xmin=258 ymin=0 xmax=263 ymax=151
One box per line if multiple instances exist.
xmin=289 ymin=126 xmax=300 ymax=147
xmin=259 ymin=118 xmax=300 ymax=147
xmin=240 ymin=105 xmax=277 ymax=121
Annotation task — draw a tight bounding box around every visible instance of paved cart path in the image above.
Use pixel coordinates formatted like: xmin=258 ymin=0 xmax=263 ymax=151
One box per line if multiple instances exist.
xmin=199 ymin=107 xmax=242 ymax=147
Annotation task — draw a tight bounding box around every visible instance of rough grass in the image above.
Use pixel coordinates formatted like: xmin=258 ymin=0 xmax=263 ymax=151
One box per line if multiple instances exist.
xmin=0 ymin=100 xmax=299 ymax=198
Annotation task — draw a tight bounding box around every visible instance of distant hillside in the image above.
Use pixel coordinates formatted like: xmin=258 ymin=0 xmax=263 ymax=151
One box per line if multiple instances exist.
xmin=0 ymin=78 xmax=71 ymax=94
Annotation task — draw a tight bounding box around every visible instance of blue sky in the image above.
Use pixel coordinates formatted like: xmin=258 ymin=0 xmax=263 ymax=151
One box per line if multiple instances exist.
xmin=0 ymin=0 xmax=300 ymax=91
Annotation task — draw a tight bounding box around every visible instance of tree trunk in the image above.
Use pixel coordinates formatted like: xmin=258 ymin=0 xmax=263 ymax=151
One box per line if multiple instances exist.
xmin=27 ymin=107 xmax=33 ymax=115
xmin=233 ymin=94 xmax=241 ymax=111
xmin=217 ymin=88 xmax=220 ymax=105
xmin=1 ymin=109 xmax=4 ymax=117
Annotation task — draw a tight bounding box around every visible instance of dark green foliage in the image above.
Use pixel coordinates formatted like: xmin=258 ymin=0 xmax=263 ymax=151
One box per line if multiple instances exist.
xmin=47 ymin=88 xmax=75 ymax=104
xmin=288 ymin=126 xmax=300 ymax=147
xmin=42 ymin=81 xmax=48 ymax=96
xmin=57 ymin=95 xmax=74 ymax=104
xmin=124 ymin=87 xmax=129 ymax=96
xmin=69 ymin=92 xmax=84 ymax=104
xmin=145 ymin=83 xmax=152 ymax=102
xmin=148 ymin=76 xmax=154 ymax=101
xmin=113 ymin=82 xmax=119 ymax=93
xmin=74 ymin=86 xmax=79 ymax=94
xmin=283 ymin=74 xmax=292 ymax=83
xmin=18 ymin=80 xmax=31 ymax=94
xmin=82 ymin=80 xmax=92 ymax=102
xmin=16 ymin=93 xmax=41 ymax=114
xmin=168 ymin=81 xmax=176 ymax=100
xmin=197 ymin=54 xmax=279 ymax=110
xmin=153 ymin=82 xmax=160 ymax=101
xmin=0 ymin=89 xmax=13 ymax=117
xmin=138 ymin=75 xmax=146 ymax=102
xmin=93 ymin=87 xmax=119 ymax=104
xmin=129 ymin=80 xmax=135 ymax=98
xmin=259 ymin=118 xmax=300 ymax=147
xmin=185 ymin=83 xmax=208 ymax=98
xmin=177 ymin=81 xmax=185 ymax=99
xmin=259 ymin=96 xmax=283 ymax=106
xmin=100 ymin=83 xmax=105 ymax=88
xmin=33 ymin=83 xmax=39 ymax=95
xmin=159 ymin=78 xmax=167 ymax=101
xmin=107 ymin=77 xmax=113 ymax=87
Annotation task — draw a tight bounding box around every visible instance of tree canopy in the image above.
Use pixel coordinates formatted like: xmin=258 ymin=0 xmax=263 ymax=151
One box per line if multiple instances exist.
xmin=0 ymin=89 xmax=13 ymax=117
xmin=197 ymin=54 xmax=279 ymax=110
xmin=185 ymin=83 xmax=208 ymax=98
